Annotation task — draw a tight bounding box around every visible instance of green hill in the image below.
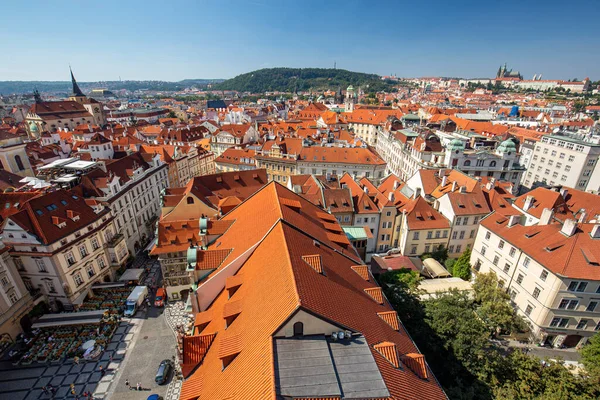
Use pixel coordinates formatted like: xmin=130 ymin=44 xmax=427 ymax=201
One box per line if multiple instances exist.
xmin=214 ymin=68 xmax=394 ymax=93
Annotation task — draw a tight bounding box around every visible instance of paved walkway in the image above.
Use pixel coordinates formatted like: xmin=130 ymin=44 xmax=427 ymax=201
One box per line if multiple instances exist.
xmin=0 ymin=254 xmax=183 ymax=400
xmin=0 ymin=320 xmax=136 ymax=400
xmin=163 ymin=301 xmax=192 ymax=400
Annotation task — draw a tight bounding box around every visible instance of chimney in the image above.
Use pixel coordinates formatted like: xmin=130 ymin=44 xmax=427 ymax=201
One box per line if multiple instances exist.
xmin=508 ymin=214 xmax=521 ymax=227
xmin=363 ymin=186 xmax=369 ymax=194
xmin=591 ymin=224 xmax=600 ymax=239
xmin=415 ymin=188 xmax=422 ymax=198
xmin=441 ymin=176 xmax=448 ymax=187
xmin=508 ymin=183 xmax=515 ymax=195
xmin=560 ymin=219 xmax=578 ymax=237
xmin=560 ymin=187 xmax=569 ymax=199
xmin=523 ymin=195 xmax=535 ymax=211
xmin=388 ymin=192 xmax=395 ymax=202
xmin=459 ymin=186 xmax=467 ymax=193
xmin=451 ymin=181 xmax=457 ymax=192
xmin=439 ymin=168 xmax=445 ymax=177
xmin=572 ymin=206 xmax=586 ymax=222
xmin=539 ymin=208 xmax=554 ymax=225
xmin=393 ymin=181 xmax=399 ymax=190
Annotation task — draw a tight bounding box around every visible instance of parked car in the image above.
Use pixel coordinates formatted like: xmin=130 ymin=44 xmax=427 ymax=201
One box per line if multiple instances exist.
xmin=147 ymin=395 xmax=164 ymax=400
xmin=154 ymin=288 xmax=167 ymax=307
xmin=155 ymin=359 xmax=173 ymax=385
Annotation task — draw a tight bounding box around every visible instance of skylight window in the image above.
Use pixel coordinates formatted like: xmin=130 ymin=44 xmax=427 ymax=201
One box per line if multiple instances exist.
xmin=35 ymin=209 xmax=43 ymax=216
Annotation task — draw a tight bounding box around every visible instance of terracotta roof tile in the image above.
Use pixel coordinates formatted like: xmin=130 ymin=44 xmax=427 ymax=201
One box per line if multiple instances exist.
xmin=378 ymin=311 xmax=400 ymax=331
xmin=302 ymin=254 xmax=324 ymax=274
xmin=351 ymin=265 xmax=370 ymax=281
xmin=374 ymin=342 xmax=400 ymax=368
xmin=364 ymin=287 xmax=385 ymax=304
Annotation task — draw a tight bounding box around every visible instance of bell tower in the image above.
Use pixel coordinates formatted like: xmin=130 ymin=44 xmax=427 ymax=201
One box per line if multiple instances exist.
xmin=345 ymin=85 xmax=356 ymax=112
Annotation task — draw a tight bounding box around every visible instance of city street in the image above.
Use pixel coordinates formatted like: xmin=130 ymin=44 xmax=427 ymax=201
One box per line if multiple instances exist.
xmin=107 ymin=305 xmax=175 ymax=399
xmin=494 ymin=338 xmax=583 ymax=363
xmin=0 ymin=254 xmax=182 ymax=400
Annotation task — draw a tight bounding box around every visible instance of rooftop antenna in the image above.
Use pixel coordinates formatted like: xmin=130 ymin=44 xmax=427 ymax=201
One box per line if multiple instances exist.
xmin=334 ymin=61 xmax=336 ymax=70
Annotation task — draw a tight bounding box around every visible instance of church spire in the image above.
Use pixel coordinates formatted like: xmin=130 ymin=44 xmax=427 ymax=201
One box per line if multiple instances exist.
xmin=33 ymin=88 xmax=42 ymax=103
xmin=70 ymin=67 xmax=85 ymax=97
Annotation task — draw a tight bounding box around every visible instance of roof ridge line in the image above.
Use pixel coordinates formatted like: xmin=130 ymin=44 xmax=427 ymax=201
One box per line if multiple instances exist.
xmin=24 ymin=201 xmax=49 ymax=244
xmin=275 ymin=219 xmax=301 ymax=309
xmin=279 ymin=218 xmax=361 ymax=265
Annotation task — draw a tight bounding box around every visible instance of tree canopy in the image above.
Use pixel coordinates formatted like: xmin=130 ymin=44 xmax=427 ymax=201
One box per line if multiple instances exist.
xmin=378 ymin=270 xmax=599 ymax=399
xmin=580 ymin=333 xmax=600 ymax=383
xmin=214 ymin=68 xmax=395 ymax=93
xmin=452 ymin=248 xmax=472 ymax=281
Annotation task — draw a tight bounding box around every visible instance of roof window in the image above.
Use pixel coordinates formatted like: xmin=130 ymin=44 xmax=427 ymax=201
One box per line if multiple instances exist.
xmin=302 ymin=255 xmax=324 ymax=274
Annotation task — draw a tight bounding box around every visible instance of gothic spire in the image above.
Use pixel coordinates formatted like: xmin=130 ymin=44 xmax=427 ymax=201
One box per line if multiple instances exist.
xmin=33 ymin=88 xmax=42 ymax=103
xmin=70 ymin=67 xmax=85 ymax=97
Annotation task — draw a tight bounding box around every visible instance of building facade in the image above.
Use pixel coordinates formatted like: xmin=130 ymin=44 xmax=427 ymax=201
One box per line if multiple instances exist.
xmin=523 ymin=133 xmax=600 ymax=192
xmin=471 ymin=213 xmax=600 ymax=348
xmin=3 ymin=190 xmax=122 ymax=310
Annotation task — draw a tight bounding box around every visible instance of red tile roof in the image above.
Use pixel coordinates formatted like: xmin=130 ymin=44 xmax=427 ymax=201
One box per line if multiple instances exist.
xmin=402 ymin=197 xmax=450 ymax=230
xmin=482 ymin=212 xmax=600 ymax=280
xmin=181 ymin=182 xmax=446 ymax=399
xmin=5 ymin=190 xmax=109 ymax=245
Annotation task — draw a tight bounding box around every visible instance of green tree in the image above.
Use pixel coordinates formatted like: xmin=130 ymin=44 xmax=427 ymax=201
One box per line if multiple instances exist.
xmin=452 ymin=248 xmax=472 ymax=280
xmin=580 ymin=333 xmax=600 ymax=383
xmin=168 ymin=110 xmax=177 ymax=119
xmin=473 ymin=272 xmax=526 ymax=335
xmin=445 ymin=258 xmax=457 ymax=275
xmin=573 ymin=101 xmax=586 ymax=113
xmin=379 ymin=268 xmax=422 ymax=293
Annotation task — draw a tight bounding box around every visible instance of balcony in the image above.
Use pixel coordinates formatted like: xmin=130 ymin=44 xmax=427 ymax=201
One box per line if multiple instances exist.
xmin=105 ymin=234 xmax=129 ymax=266
xmin=106 ymin=233 xmax=125 ymax=248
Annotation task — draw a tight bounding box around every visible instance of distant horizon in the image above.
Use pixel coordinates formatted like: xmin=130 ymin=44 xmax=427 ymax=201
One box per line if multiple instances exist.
xmin=0 ymin=65 xmax=596 ymax=85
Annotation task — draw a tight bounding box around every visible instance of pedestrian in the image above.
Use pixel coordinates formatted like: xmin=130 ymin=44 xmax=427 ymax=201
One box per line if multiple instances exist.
xmin=125 ymin=379 xmax=130 ymax=390
xmin=74 ymin=356 xmax=80 ymax=365
xmin=42 ymin=386 xmax=48 ymax=394
xmin=137 ymin=382 xmax=141 ymax=391
xmin=99 ymin=365 xmax=105 ymax=376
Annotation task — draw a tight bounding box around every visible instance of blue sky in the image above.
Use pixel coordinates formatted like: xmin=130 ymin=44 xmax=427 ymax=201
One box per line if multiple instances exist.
xmin=1 ymin=0 xmax=598 ymax=81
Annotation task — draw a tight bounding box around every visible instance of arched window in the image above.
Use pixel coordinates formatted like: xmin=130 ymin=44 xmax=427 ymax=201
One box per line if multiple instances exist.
xmin=293 ymin=322 xmax=304 ymax=337
xmin=14 ymin=155 xmax=24 ymax=171
xmin=464 ymin=160 xmax=471 ymax=167
xmin=186 ymin=197 xmax=194 ymax=205
xmin=489 ymin=161 xmax=497 ymax=167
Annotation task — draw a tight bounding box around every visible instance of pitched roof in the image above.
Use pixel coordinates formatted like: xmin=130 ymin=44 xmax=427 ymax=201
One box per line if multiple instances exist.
xmin=513 ymin=187 xmax=600 ymax=223
xmin=181 ymin=182 xmax=446 ymax=400
xmin=6 ymin=190 xmax=109 ymax=245
xmin=402 ymin=196 xmax=450 ymax=230
xmin=482 ymin=213 xmax=600 ymax=280
xmin=299 ymin=147 xmax=385 ymax=166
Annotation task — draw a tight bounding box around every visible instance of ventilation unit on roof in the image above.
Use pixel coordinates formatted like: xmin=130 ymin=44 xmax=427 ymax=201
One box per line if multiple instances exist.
xmin=545 ymin=241 xmax=564 ymax=252
xmin=581 ymin=248 xmax=599 ymax=265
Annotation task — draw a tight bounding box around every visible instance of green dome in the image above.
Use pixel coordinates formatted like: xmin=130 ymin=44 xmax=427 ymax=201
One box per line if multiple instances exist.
xmin=448 ymin=138 xmax=465 ymax=150
xmin=347 ymin=85 xmax=354 ymax=92
xmin=497 ymin=139 xmax=516 ymax=153
xmin=29 ymin=122 xmax=39 ymax=134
